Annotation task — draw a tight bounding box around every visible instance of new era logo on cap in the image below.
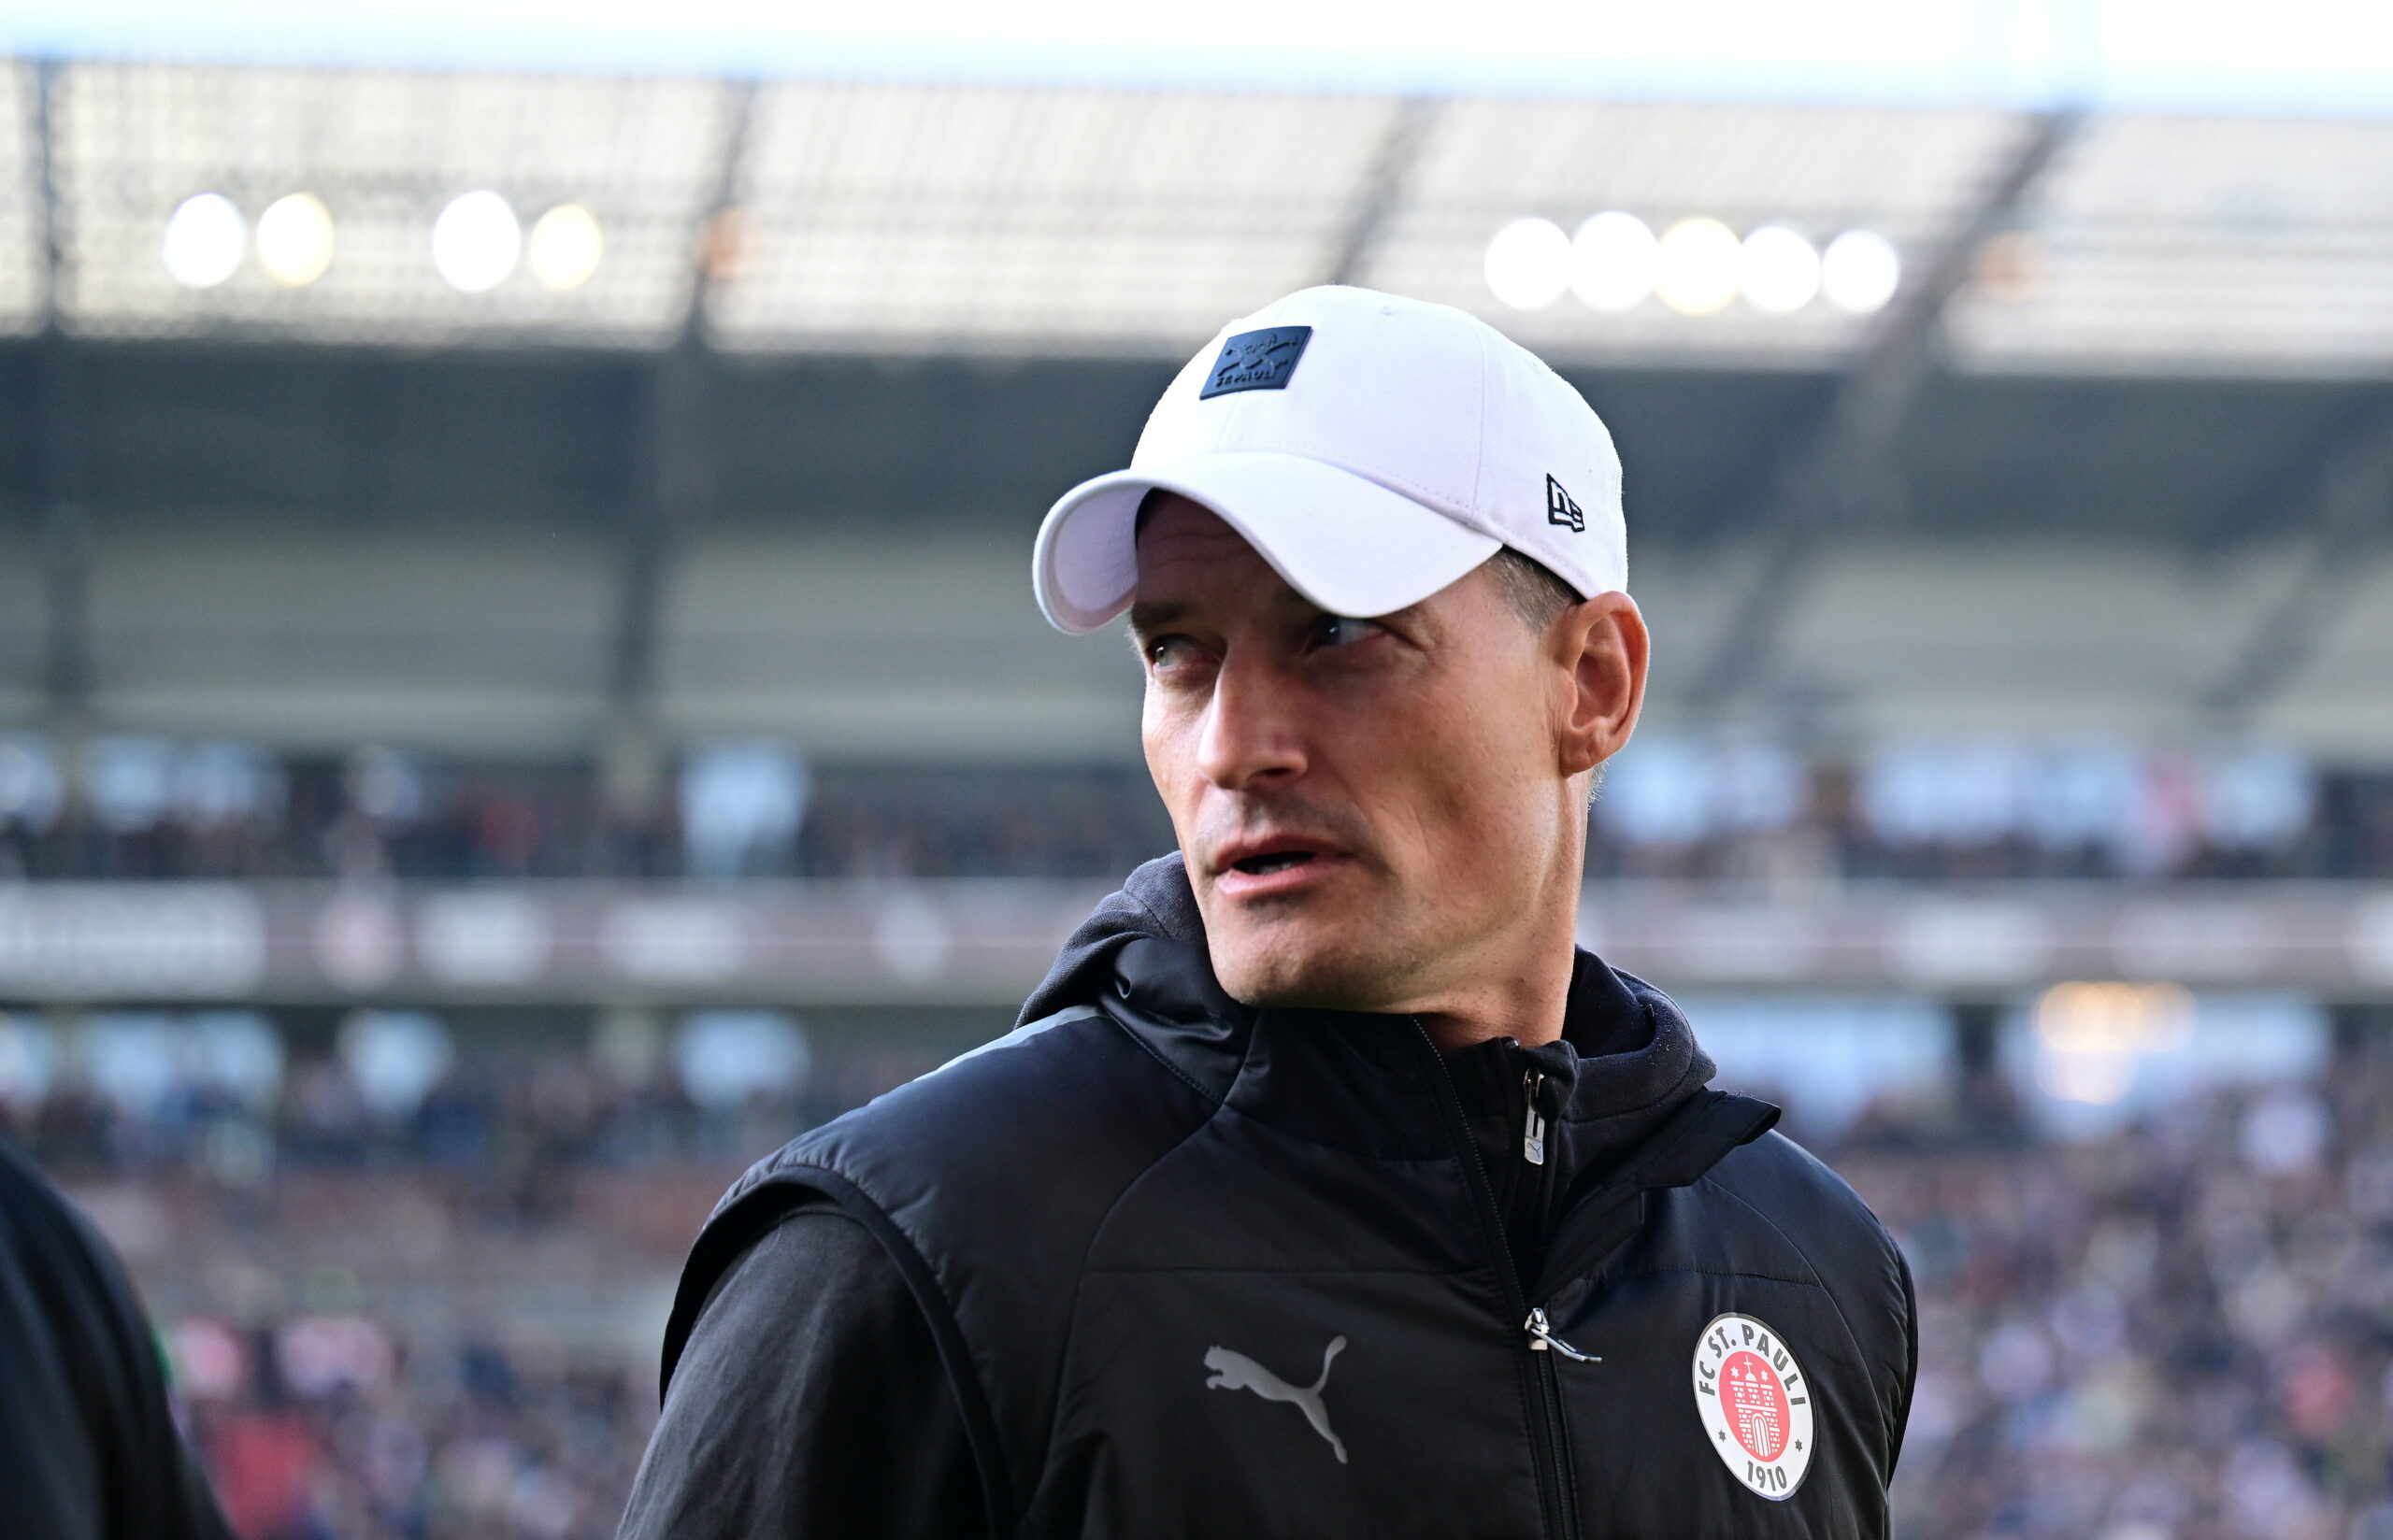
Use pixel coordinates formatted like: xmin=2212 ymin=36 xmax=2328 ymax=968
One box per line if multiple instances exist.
xmin=1199 ymin=326 xmax=1312 ymax=399
xmin=1545 ymin=475 xmax=1584 ymax=534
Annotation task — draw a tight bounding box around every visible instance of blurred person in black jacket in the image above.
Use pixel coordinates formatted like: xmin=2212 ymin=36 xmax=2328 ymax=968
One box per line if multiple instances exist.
xmin=0 ymin=1136 xmax=231 ymax=1540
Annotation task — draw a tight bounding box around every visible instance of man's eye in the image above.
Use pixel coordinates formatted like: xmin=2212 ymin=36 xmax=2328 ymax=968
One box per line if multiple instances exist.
xmin=1318 ymin=616 xmax=1385 ymax=649
xmin=1145 ymin=635 xmax=1200 ymax=669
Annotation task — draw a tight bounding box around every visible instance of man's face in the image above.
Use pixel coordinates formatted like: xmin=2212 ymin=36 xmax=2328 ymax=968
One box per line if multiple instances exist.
xmin=1131 ymin=495 xmax=1613 ymax=1013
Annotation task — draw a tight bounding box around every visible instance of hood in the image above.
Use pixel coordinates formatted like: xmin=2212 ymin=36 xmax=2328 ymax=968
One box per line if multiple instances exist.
xmin=1021 ymin=854 xmax=1723 ymax=1144
xmin=1014 ymin=855 xmax=1766 ymax=1295
xmin=1019 ymin=851 xmax=1207 ymax=1026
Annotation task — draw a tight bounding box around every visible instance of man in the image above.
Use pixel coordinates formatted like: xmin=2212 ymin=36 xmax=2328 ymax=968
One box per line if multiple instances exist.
xmin=0 ymin=1135 xmax=233 ymax=1540
xmin=622 ymin=285 xmax=1915 ymax=1538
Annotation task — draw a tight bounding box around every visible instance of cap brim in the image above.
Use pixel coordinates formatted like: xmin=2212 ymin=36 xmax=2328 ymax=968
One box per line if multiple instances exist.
xmin=1033 ymin=452 xmax=1503 ymax=635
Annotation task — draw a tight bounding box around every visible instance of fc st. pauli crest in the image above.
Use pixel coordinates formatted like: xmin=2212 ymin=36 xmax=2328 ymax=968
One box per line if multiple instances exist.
xmin=1692 ymin=1312 xmax=1815 ymax=1500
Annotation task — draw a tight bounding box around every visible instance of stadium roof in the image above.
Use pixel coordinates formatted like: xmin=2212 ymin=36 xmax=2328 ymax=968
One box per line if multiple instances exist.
xmin=6 ymin=342 xmax=2390 ymax=761
xmin=10 ymin=58 xmax=2393 ymax=376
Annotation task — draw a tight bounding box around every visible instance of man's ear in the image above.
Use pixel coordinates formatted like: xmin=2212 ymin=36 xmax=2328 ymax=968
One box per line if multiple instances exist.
xmin=1553 ymin=592 xmax=1648 ymax=778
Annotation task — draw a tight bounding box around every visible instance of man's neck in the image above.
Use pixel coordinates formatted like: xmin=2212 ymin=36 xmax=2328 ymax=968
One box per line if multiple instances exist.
xmin=1406 ymin=932 xmax=1581 ymax=1055
xmin=1412 ymin=980 xmax=1570 ymax=1054
xmin=1407 ymin=862 xmax=1587 ymax=1054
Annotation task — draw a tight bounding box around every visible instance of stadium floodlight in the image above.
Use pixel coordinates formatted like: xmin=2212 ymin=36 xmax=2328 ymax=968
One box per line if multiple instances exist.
xmin=1654 ymin=217 xmax=1741 ymax=316
xmin=255 ymin=193 xmax=336 ymax=288
xmin=1483 ymin=218 xmax=1572 ymax=311
xmin=162 ymin=193 xmax=247 ymax=289
xmin=1739 ymin=226 xmax=1820 ymax=315
xmin=2031 ymin=981 xmax=2193 ymax=1105
xmin=526 ymin=204 xmax=604 ymax=292
xmin=1822 ymin=229 xmax=1901 ymax=314
xmin=431 ymin=191 xmax=522 ymax=293
xmin=1569 ymin=212 xmax=1657 ymax=312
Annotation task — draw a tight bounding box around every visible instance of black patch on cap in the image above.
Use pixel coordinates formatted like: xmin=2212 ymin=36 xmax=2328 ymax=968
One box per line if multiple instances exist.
xmin=1545 ymin=474 xmax=1585 ymax=533
xmin=1199 ymin=326 xmax=1313 ymax=399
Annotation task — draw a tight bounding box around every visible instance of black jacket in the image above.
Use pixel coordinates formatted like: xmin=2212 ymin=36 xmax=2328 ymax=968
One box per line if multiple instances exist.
xmin=0 ymin=1138 xmax=231 ymax=1540
xmin=652 ymin=856 xmax=1915 ymax=1539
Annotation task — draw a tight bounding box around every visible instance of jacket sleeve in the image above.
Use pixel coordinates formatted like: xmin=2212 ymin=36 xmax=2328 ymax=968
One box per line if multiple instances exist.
xmin=0 ymin=1138 xmax=233 ymax=1540
xmin=618 ymin=1199 xmax=989 ymax=1540
xmin=1886 ymin=1238 xmax=1920 ymax=1479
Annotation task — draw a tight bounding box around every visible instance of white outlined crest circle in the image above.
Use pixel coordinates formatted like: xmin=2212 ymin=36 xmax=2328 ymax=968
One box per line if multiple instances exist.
xmin=1693 ymin=1312 xmax=1814 ymax=1501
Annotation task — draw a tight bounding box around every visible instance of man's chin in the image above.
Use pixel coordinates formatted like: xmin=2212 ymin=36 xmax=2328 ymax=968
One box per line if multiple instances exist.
xmin=1202 ymin=917 xmax=1398 ymax=1013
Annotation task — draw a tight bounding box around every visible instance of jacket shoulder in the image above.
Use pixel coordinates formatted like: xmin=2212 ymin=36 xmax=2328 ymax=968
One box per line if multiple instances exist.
xmin=1702 ymin=1132 xmax=1899 ymax=1264
xmin=683 ymin=1004 xmax=1221 ymax=1335
xmin=1685 ymin=1133 xmax=1907 ymax=1319
xmin=1619 ymin=1130 xmax=1901 ymax=1300
xmin=760 ymin=1003 xmax=1218 ymax=1211
xmin=1684 ymin=1132 xmax=1915 ymax=1462
xmin=663 ymin=1004 xmax=1225 ymax=1525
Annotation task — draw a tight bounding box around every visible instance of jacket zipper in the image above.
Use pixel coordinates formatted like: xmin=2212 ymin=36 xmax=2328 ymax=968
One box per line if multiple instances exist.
xmin=1526 ymin=1306 xmax=1600 ymax=1362
xmin=1414 ymin=1023 xmax=1582 ymax=1540
xmin=1523 ymin=1069 xmax=1559 ymax=1285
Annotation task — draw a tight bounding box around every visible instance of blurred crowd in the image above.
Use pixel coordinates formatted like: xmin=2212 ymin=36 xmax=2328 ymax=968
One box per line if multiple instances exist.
xmin=173 ymin=1314 xmax=651 ymax=1540
xmin=0 ymin=1007 xmax=836 ymax=1201
xmin=1594 ymin=738 xmax=2371 ymax=882
xmin=4 ymin=731 xmax=2393 ymax=883
xmin=20 ymin=995 xmax=889 ymax=1540
xmin=15 ymin=1003 xmax=809 ymax=1540
xmin=1857 ymin=1062 xmax=2393 ymax=1540
xmin=0 ymin=735 xmax=1172 ymax=883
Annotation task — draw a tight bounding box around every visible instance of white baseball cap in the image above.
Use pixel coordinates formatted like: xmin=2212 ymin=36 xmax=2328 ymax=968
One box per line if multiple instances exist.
xmin=1033 ymin=284 xmax=1626 ymax=635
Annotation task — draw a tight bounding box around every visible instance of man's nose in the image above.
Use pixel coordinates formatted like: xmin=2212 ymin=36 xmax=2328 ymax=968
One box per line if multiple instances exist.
xmin=1196 ymin=654 xmax=1308 ymax=791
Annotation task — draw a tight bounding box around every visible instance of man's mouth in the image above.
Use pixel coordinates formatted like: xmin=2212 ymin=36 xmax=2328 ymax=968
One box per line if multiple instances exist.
xmin=1211 ymin=837 xmax=1342 ymax=898
xmin=1231 ymin=850 xmax=1316 ymax=877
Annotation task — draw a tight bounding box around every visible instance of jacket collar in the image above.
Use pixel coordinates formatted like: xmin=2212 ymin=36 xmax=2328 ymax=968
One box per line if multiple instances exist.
xmin=1099 ymin=930 xmax=1757 ymax=1139
xmin=1051 ymin=860 xmax=1772 ymax=1204
xmin=1094 ymin=927 xmax=1778 ymax=1299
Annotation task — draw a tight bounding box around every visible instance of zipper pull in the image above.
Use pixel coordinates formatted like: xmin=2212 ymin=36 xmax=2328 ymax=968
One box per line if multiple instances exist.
xmin=1525 ymin=1307 xmax=1600 ymax=1363
xmin=1522 ymin=1070 xmax=1547 ymax=1166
